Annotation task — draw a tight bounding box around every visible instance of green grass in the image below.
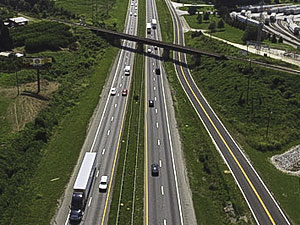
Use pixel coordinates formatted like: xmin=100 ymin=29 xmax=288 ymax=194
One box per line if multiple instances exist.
xmin=184 ymin=14 xmax=245 ymax=44
xmin=9 ymin=46 xmax=119 ymax=225
xmin=55 ymin=0 xmax=128 ymax=31
xmin=0 ymin=97 xmax=13 ymax=138
xmin=179 ymin=6 xmax=214 ymax=11
xmin=157 ymin=0 xmax=254 ymax=224
xmin=184 ymin=33 xmax=300 ymax=224
xmin=156 ymin=0 xmax=173 ymax=43
xmin=108 ymin=0 xmax=145 ymax=223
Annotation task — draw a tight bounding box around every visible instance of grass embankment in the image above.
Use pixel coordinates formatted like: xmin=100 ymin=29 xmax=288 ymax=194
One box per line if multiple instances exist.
xmin=179 ymin=6 xmax=214 ymax=12
xmin=55 ymin=0 xmax=128 ymax=31
xmin=157 ymin=0 xmax=254 ymax=224
xmin=108 ymin=0 xmax=146 ymax=224
xmin=0 ymin=0 xmax=128 ymax=223
xmin=185 ymin=32 xmax=300 ymax=224
xmin=183 ymin=11 xmax=299 ymax=52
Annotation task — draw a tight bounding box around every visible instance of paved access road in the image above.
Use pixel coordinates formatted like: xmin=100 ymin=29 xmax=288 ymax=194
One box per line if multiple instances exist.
xmin=144 ymin=0 xmax=184 ymax=224
xmin=53 ymin=1 xmax=139 ymax=225
xmin=165 ymin=0 xmax=291 ymax=224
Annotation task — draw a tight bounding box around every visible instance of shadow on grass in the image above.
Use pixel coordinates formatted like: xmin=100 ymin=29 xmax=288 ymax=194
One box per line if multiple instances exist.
xmin=21 ymin=91 xmax=50 ymax=101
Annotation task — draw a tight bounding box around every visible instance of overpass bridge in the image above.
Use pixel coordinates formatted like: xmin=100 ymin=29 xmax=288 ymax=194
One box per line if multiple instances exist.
xmin=62 ymin=21 xmax=226 ymax=60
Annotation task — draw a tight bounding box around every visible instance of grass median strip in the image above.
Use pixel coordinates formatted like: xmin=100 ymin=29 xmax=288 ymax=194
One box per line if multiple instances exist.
xmin=108 ymin=0 xmax=146 ymax=224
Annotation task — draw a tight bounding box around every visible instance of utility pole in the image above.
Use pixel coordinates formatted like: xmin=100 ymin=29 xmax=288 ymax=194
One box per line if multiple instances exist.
xmin=256 ymin=1 xmax=264 ymax=51
xmin=266 ymin=109 xmax=272 ymax=139
xmin=15 ymin=70 xmax=19 ymax=96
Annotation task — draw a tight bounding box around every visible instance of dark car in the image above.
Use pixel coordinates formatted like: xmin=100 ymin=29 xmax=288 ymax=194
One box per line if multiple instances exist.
xmin=155 ymin=68 xmax=160 ymax=75
xmin=151 ymin=163 xmax=159 ymax=176
xmin=149 ymin=100 xmax=154 ymax=107
xmin=122 ymin=89 xmax=128 ymax=96
xmin=69 ymin=209 xmax=83 ymax=224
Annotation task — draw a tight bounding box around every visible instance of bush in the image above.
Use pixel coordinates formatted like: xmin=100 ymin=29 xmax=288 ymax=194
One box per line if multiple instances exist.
xmin=11 ymin=22 xmax=75 ymax=53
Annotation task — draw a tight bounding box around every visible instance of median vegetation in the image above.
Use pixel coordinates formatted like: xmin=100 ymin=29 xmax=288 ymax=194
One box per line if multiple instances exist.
xmin=108 ymin=0 xmax=146 ymax=223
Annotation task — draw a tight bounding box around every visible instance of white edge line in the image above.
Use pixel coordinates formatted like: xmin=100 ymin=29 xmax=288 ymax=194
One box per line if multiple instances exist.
xmin=182 ymin=27 xmax=290 ymax=225
xmin=88 ymin=197 xmax=92 ymax=207
xmin=90 ymin=43 xmax=126 ymax=152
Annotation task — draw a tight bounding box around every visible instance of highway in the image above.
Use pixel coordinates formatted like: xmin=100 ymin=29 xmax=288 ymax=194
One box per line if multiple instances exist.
xmin=53 ymin=0 xmax=138 ymax=224
xmin=164 ymin=0 xmax=291 ymax=224
xmin=145 ymin=0 xmax=184 ymax=224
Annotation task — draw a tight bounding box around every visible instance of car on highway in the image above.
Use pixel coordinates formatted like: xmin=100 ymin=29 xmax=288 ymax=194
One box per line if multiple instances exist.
xmin=155 ymin=68 xmax=160 ymax=75
xmin=154 ymin=46 xmax=158 ymax=50
xmin=130 ymin=11 xmax=133 ymax=16
xmin=110 ymin=87 xmax=117 ymax=96
xmin=134 ymin=12 xmax=137 ymax=17
xmin=135 ymin=6 xmax=138 ymax=10
xmin=131 ymin=2 xmax=134 ymax=6
xmin=122 ymin=89 xmax=128 ymax=96
xmin=151 ymin=163 xmax=159 ymax=176
xmin=149 ymin=100 xmax=154 ymax=107
xmin=147 ymin=48 xmax=152 ymax=53
xmin=99 ymin=176 xmax=108 ymax=192
xmin=69 ymin=209 xmax=83 ymax=224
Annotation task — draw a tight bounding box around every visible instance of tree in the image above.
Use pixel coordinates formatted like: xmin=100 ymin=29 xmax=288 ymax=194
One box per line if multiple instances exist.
xmin=197 ymin=13 xmax=202 ymax=24
xmin=271 ymin=34 xmax=277 ymax=43
xmin=242 ymin=25 xmax=258 ymax=43
xmin=188 ymin=6 xmax=197 ymax=15
xmin=203 ymin=11 xmax=210 ymax=21
xmin=208 ymin=20 xmax=216 ymax=32
xmin=0 ymin=20 xmax=13 ymax=51
xmin=217 ymin=19 xmax=224 ymax=29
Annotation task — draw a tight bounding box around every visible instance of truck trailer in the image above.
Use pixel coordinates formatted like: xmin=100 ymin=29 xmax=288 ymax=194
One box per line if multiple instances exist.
xmin=69 ymin=152 xmax=97 ymax=224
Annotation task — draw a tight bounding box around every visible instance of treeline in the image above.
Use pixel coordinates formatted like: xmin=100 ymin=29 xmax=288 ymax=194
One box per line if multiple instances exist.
xmin=11 ymin=21 xmax=75 ymax=53
xmin=0 ymin=19 xmax=12 ymax=50
xmin=0 ymin=0 xmax=76 ymax=19
xmin=0 ymin=28 xmax=109 ymax=224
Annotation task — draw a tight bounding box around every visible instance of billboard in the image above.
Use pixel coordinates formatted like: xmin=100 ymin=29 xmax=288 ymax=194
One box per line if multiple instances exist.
xmin=23 ymin=57 xmax=53 ymax=68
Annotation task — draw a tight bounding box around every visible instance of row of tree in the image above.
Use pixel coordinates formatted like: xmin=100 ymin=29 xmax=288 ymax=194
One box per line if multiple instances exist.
xmin=0 ymin=0 xmax=75 ymax=19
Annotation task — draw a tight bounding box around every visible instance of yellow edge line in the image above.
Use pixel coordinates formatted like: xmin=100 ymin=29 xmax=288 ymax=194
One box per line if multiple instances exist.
xmin=173 ymin=8 xmax=276 ymax=225
xmin=145 ymin=48 xmax=149 ymax=225
xmin=101 ymin=66 xmax=133 ymax=225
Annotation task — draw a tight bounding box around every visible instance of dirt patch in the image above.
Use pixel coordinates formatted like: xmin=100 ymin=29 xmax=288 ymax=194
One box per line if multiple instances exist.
xmin=1 ymin=80 xmax=60 ymax=132
xmin=270 ymin=145 xmax=300 ymax=177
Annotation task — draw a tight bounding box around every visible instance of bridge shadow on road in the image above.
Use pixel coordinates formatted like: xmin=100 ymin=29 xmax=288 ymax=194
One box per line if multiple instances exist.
xmin=119 ymin=45 xmax=189 ymax=69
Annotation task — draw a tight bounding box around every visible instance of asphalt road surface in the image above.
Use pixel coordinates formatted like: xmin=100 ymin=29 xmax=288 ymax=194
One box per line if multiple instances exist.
xmin=53 ymin=1 xmax=138 ymax=224
xmin=145 ymin=0 xmax=184 ymax=224
xmin=165 ymin=0 xmax=291 ymax=224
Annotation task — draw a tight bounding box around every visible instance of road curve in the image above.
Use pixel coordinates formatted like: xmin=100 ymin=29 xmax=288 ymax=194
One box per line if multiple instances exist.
xmin=165 ymin=0 xmax=291 ymax=224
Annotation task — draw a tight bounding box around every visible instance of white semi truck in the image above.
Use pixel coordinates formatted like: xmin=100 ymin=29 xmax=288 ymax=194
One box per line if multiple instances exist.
xmin=69 ymin=152 xmax=97 ymax=224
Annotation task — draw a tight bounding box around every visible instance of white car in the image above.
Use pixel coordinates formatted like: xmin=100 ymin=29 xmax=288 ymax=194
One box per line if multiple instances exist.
xmin=134 ymin=12 xmax=137 ymax=17
xmin=135 ymin=3 xmax=138 ymax=6
xmin=131 ymin=2 xmax=134 ymax=6
xmin=110 ymin=88 xmax=117 ymax=95
xmin=147 ymin=48 xmax=152 ymax=53
xmin=135 ymin=6 xmax=138 ymax=10
xmin=130 ymin=11 xmax=133 ymax=16
xmin=99 ymin=176 xmax=108 ymax=192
